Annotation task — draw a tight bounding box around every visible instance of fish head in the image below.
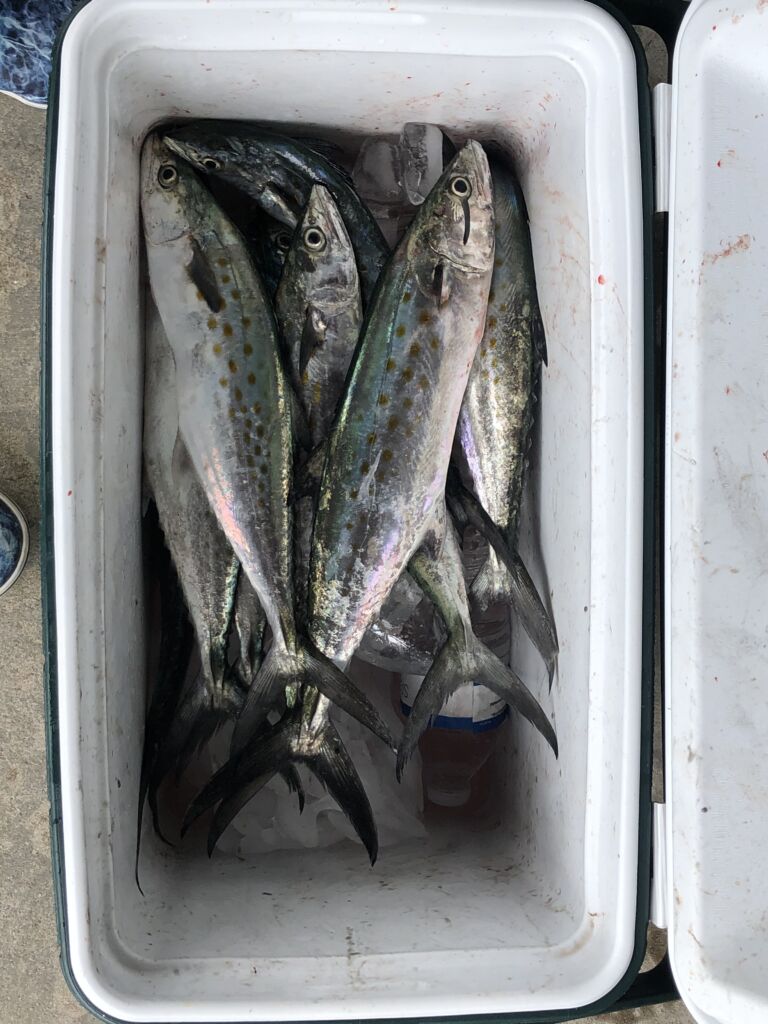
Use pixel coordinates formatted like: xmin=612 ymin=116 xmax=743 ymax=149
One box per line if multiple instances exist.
xmin=141 ymin=133 xmax=210 ymax=245
xmin=409 ymin=140 xmax=494 ymax=275
xmin=290 ymin=184 xmax=358 ymax=297
xmin=164 ymin=125 xmax=305 ymax=228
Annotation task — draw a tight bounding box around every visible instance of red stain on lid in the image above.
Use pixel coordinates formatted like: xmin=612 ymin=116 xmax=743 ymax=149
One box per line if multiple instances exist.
xmin=716 ymin=159 xmax=722 ymax=167
xmin=67 ymin=489 xmax=73 ymax=497
xmin=724 ymin=385 xmax=732 ymax=394
xmin=597 ymin=274 xmax=606 ymax=285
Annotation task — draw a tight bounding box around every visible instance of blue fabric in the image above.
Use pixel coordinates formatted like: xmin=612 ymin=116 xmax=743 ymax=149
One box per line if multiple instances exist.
xmin=0 ymin=497 xmax=24 ymax=588
xmin=0 ymin=1 xmax=76 ymax=105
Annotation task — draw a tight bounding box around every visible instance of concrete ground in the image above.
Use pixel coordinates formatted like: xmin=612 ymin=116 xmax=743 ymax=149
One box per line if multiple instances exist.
xmin=0 ymin=63 xmax=693 ymax=1024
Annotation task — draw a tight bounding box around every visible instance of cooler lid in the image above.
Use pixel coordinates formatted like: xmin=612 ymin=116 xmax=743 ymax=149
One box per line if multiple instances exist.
xmin=666 ymin=0 xmax=768 ymax=1021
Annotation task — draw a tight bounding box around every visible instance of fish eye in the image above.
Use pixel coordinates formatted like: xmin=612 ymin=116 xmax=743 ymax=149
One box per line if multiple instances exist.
xmin=450 ymin=176 xmax=472 ymax=198
xmin=158 ymin=163 xmax=178 ymax=188
xmin=275 ymin=231 xmax=292 ymax=252
xmin=202 ymin=156 xmax=220 ymax=171
xmin=303 ymin=226 xmax=326 ymax=252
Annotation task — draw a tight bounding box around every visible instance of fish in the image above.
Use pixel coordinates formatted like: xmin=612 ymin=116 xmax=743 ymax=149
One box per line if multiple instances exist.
xmin=396 ymin=507 xmax=558 ymax=776
xmin=162 ymin=122 xmax=389 ymax=305
xmin=275 ymin=183 xmax=362 ymax=448
xmin=138 ymin=302 xmax=241 ymax=885
xmin=141 ymin=136 xmax=393 ymax=773
xmin=453 ymin=152 xmax=558 ymax=680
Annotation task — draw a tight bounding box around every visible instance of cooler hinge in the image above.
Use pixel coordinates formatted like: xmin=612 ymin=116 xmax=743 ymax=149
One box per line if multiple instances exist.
xmin=653 ymin=83 xmax=672 ymax=213
xmin=650 ymin=801 xmax=668 ymax=928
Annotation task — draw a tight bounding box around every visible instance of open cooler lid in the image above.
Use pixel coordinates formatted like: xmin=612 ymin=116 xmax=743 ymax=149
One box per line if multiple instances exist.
xmin=666 ymin=0 xmax=768 ymax=1021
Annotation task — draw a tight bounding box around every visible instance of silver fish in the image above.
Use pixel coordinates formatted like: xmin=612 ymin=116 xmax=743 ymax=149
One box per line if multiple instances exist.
xmin=139 ymin=301 xmax=240 ymax=883
xmin=454 ymin=152 xmax=558 ymax=680
xmin=141 ymin=135 xmax=393 ymax=758
xmin=275 ymin=184 xmax=362 ymax=448
xmin=306 ymin=141 xmax=495 ymax=668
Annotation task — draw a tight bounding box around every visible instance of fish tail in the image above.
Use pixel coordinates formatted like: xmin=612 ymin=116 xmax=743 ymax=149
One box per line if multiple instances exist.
xmin=396 ymin=630 xmax=557 ymax=779
xmin=191 ymin=711 xmax=377 ymax=863
xmin=231 ymin=641 xmax=395 ymax=755
xmin=448 ymin=474 xmax=558 ymax=684
xmin=468 ymin=549 xmax=509 ymax=611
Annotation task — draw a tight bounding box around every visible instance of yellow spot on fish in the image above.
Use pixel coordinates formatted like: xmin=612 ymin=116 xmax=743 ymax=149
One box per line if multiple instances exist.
xmin=219 ymin=377 xmax=228 ymax=388
xmin=260 ymin=464 xmax=268 ymax=474
xmin=419 ymin=311 xmax=431 ymax=325
xmin=409 ymin=342 xmax=421 ymax=358
xmin=217 ymin=258 xmax=227 ymax=267
xmin=243 ymin=433 xmax=251 ymax=446
xmin=387 ymin=415 xmax=399 ymax=430
xmin=350 ymin=489 xmax=359 ymax=499
xmin=481 ymin=369 xmax=489 ymax=380
xmin=258 ymin=498 xmax=266 ymax=509
xmin=208 ymin=316 xmax=218 ymax=329
xmin=246 ymin=454 xmax=255 ymax=467
xmin=256 ymin=425 xmax=264 ymax=438
xmin=253 ymin=403 xmax=261 ymax=414
xmin=403 ymin=397 xmax=413 ymax=409
xmin=234 ymin=387 xmax=243 ymax=402
xmin=403 ymin=291 xmax=412 ymax=302
xmin=243 ymin=343 xmax=253 ymax=356
xmin=375 ymin=470 xmax=386 ymax=482
xmin=228 ymin=408 xmax=236 ymax=419
xmin=228 ymin=359 xmax=238 ymax=374
xmin=480 ymin=348 xmax=487 ymax=358
xmin=402 ymin=367 xmax=413 ymax=382
xmin=218 ymin=298 xmax=226 ymax=311
xmin=367 ymin=433 xmax=377 ymax=445
xmin=378 ymin=394 xmax=389 ymax=406
xmin=489 ymin=337 xmax=497 ymax=348
xmin=254 ymin=445 xmax=262 ymax=455
xmin=405 ymin=427 xmax=413 ymax=438
xmin=195 ymin=289 xmax=204 ymax=301
xmin=231 ymin=289 xmax=240 ymax=300
xmin=240 ymin=404 xmax=247 ymax=414
xmin=488 ymin=289 xmax=496 ymax=302
xmin=345 ymin=522 xmax=353 ymax=531
xmin=382 ymin=449 xmax=393 ymax=462
xmin=258 ymin=480 xmax=265 ymax=492
xmin=213 ymin=343 xmax=223 ymax=355
xmin=499 ymin=303 xmax=508 ymax=312
xmin=430 ymin=336 xmax=439 ymax=350
xmin=487 ymin=316 xmax=497 ymax=328
xmin=418 ymin=375 xmax=428 ymax=390
xmin=493 ymin=375 xmax=500 ymax=384
xmin=248 ymin=372 xmax=256 ymax=385
xmin=386 ymin=358 xmax=396 ymax=371
xmin=221 ymin=274 xmax=231 ymax=284
xmin=243 ymin=317 xmax=251 ymax=328
xmin=491 ymin=358 xmax=498 ymax=368
xmin=301 ymin=370 xmax=309 ymax=385
xmin=245 ymin=418 xmax=253 ymax=430
xmin=360 ymin=461 xmax=370 ymax=474
xmin=395 ymin=325 xmax=406 ymax=338
xmin=494 ymin=258 xmax=503 ymax=268
xmin=223 ymin=323 xmax=233 ymax=338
